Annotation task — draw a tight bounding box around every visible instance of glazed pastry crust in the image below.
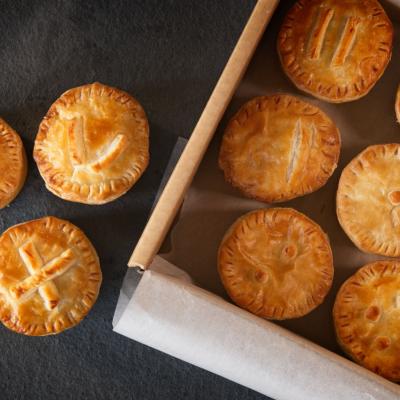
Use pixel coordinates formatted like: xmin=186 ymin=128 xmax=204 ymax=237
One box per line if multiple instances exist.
xmin=337 ymin=144 xmax=400 ymax=257
xmin=218 ymin=208 xmax=333 ymax=320
xmin=278 ymin=0 xmax=393 ymax=103
xmin=219 ymin=94 xmax=340 ymax=203
xmin=333 ymin=261 xmax=400 ymax=382
xmin=0 ymin=118 xmax=27 ymax=208
xmin=34 ymin=82 xmax=149 ymax=204
xmin=0 ymin=216 xmax=102 ymax=336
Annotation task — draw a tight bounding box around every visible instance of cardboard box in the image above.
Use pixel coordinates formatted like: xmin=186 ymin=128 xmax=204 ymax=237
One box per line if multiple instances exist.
xmin=114 ymin=1 xmax=400 ymax=398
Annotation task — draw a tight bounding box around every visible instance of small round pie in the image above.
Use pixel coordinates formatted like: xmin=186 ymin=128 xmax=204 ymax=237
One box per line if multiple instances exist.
xmin=278 ymin=0 xmax=393 ymax=103
xmin=333 ymin=261 xmax=400 ymax=382
xmin=0 ymin=118 xmax=27 ymax=208
xmin=218 ymin=208 xmax=333 ymax=320
xmin=337 ymin=144 xmax=400 ymax=257
xmin=0 ymin=216 xmax=101 ymax=336
xmin=34 ymin=82 xmax=149 ymax=204
xmin=219 ymin=94 xmax=340 ymax=203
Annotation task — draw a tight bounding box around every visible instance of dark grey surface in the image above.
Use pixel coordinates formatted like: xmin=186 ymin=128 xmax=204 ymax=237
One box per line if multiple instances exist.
xmin=0 ymin=1 xmax=273 ymax=399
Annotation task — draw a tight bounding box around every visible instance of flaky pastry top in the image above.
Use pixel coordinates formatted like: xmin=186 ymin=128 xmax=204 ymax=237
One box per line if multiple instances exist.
xmin=0 ymin=216 xmax=101 ymax=336
xmin=34 ymin=82 xmax=149 ymax=204
xmin=278 ymin=0 xmax=393 ymax=102
xmin=334 ymin=261 xmax=400 ymax=382
xmin=0 ymin=118 xmax=27 ymax=208
xmin=337 ymin=144 xmax=400 ymax=257
xmin=219 ymin=94 xmax=340 ymax=203
xmin=218 ymin=208 xmax=333 ymax=320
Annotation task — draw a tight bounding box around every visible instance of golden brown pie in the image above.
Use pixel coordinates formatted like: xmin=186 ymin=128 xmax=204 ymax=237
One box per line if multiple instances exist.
xmin=0 ymin=216 xmax=101 ymax=336
xmin=278 ymin=0 xmax=393 ymax=103
xmin=0 ymin=118 xmax=27 ymax=208
xmin=218 ymin=208 xmax=333 ymax=320
xmin=337 ymin=144 xmax=400 ymax=257
xmin=34 ymin=82 xmax=149 ymax=204
xmin=334 ymin=261 xmax=400 ymax=382
xmin=219 ymin=94 xmax=340 ymax=203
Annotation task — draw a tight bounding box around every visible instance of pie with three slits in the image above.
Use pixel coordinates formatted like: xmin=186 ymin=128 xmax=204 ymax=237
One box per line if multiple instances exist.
xmin=337 ymin=144 xmax=400 ymax=257
xmin=278 ymin=0 xmax=393 ymax=102
xmin=334 ymin=260 xmax=400 ymax=382
xmin=219 ymin=94 xmax=340 ymax=203
xmin=218 ymin=208 xmax=333 ymax=320
xmin=0 ymin=118 xmax=27 ymax=208
xmin=0 ymin=216 xmax=101 ymax=336
xmin=34 ymin=82 xmax=149 ymax=204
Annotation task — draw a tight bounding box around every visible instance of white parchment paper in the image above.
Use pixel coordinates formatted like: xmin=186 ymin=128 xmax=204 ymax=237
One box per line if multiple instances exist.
xmin=114 ymin=258 xmax=400 ymax=400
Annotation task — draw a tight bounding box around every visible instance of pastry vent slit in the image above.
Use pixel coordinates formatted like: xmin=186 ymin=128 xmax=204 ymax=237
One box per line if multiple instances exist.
xmin=18 ymin=242 xmax=60 ymax=310
xmin=308 ymin=8 xmax=334 ymax=60
xmin=395 ymin=293 xmax=400 ymax=308
xmin=89 ymin=134 xmax=128 ymax=173
xmin=286 ymin=119 xmax=302 ymax=183
xmin=331 ymin=16 xmax=361 ymax=67
xmin=10 ymin=248 xmax=76 ymax=302
xmin=67 ymin=117 xmax=87 ymax=166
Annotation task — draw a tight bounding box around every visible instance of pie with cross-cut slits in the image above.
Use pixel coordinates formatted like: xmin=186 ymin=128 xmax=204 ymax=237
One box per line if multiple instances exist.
xmin=337 ymin=144 xmax=400 ymax=257
xmin=278 ymin=0 xmax=393 ymax=103
xmin=218 ymin=208 xmax=334 ymax=320
xmin=218 ymin=94 xmax=341 ymax=203
xmin=333 ymin=261 xmax=400 ymax=382
xmin=33 ymin=82 xmax=149 ymax=204
xmin=0 ymin=118 xmax=27 ymax=209
xmin=0 ymin=216 xmax=101 ymax=336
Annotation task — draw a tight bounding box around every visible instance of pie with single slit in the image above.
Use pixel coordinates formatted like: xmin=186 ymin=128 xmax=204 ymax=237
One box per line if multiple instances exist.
xmin=337 ymin=144 xmax=400 ymax=257
xmin=218 ymin=208 xmax=333 ymax=320
xmin=219 ymin=94 xmax=340 ymax=203
xmin=0 ymin=118 xmax=27 ymax=208
xmin=278 ymin=0 xmax=393 ymax=102
xmin=334 ymin=261 xmax=400 ymax=382
xmin=34 ymin=82 xmax=149 ymax=204
xmin=0 ymin=216 xmax=101 ymax=336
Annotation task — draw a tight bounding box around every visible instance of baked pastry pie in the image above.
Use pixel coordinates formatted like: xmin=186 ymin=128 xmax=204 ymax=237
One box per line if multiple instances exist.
xmin=219 ymin=94 xmax=340 ymax=203
xmin=337 ymin=144 xmax=400 ymax=257
xmin=278 ymin=0 xmax=393 ymax=103
xmin=0 ymin=216 xmax=101 ymax=336
xmin=0 ymin=118 xmax=27 ymax=208
xmin=218 ymin=208 xmax=333 ymax=320
xmin=34 ymin=82 xmax=149 ymax=204
xmin=333 ymin=261 xmax=400 ymax=382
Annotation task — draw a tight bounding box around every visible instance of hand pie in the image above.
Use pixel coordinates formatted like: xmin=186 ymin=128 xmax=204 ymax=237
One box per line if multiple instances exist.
xmin=337 ymin=144 xmax=400 ymax=257
xmin=0 ymin=216 xmax=101 ymax=336
xmin=219 ymin=94 xmax=340 ymax=203
xmin=333 ymin=261 xmax=400 ymax=382
xmin=0 ymin=118 xmax=27 ymax=208
xmin=34 ymin=82 xmax=149 ymax=204
xmin=218 ymin=208 xmax=333 ymax=320
xmin=278 ymin=0 xmax=393 ymax=103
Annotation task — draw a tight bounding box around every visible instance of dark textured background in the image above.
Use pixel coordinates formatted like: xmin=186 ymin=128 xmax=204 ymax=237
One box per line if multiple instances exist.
xmin=0 ymin=1 xmax=276 ymax=399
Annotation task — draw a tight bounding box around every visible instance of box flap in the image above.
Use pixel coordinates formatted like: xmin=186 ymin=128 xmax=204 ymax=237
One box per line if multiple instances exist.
xmin=128 ymin=0 xmax=280 ymax=269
